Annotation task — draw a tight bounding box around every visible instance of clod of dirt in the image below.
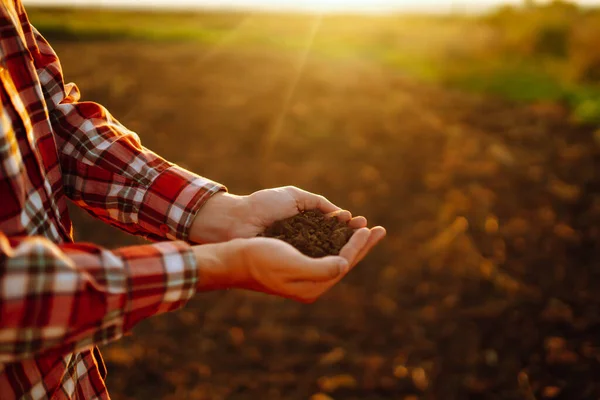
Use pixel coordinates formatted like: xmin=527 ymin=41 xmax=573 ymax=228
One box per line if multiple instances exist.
xmin=258 ymin=210 xmax=354 ymax=258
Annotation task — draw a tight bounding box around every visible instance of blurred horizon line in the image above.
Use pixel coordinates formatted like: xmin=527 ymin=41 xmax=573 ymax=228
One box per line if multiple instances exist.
xmin=22 ymin=0 xmax=600 ymax=15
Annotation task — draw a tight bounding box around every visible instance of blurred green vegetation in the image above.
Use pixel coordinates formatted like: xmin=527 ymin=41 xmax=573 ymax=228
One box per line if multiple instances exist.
xmin=27 ymin=0 xmax=600 ymax=125
xmin=460 ymin=0 xmax=600 ymax=125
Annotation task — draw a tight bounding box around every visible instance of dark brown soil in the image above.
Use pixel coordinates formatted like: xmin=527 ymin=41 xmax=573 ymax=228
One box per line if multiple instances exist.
xmin=258 ymin=210 xmax=355 ymax=257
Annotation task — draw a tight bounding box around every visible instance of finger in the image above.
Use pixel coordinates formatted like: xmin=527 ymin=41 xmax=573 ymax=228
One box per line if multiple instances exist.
xmin=290 ymin=187 xmax=340 ymax=214
xmin=291 ymin=255 xmax=348 ymax=282
xmin=326 ymin=209 xmax=352 ymax=222
xmin=353 ymin=226 xmax=386 ymax=267
xmin=348 ymin=216 xmax=367 ymax=229
xmin=339 ymin=228 xmax=370 ymax=266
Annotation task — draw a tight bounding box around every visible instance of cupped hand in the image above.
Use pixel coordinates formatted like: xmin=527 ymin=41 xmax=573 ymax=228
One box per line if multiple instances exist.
xmin=189 ymin=186 xmax=368 ymax=243
xmin=197 ymin=225 xmax=385 ymax=303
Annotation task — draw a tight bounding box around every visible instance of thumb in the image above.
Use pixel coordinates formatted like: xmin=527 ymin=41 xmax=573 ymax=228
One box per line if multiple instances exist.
xmin=293 ymin=256 xmax=348 ymax=282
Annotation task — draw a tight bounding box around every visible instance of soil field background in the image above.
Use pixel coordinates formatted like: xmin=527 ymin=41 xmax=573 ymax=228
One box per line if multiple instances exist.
xmin=26 ymin=5 xmax=600 ymax=400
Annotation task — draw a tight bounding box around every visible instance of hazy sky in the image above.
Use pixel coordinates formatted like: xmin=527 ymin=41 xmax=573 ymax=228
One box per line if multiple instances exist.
xmin=22 ymin=0 xmax=600 ymax=12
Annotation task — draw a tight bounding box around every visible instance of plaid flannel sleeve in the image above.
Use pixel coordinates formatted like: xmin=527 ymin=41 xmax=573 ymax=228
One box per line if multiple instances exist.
xmin=0 ymin=232 xmax=198 ymax=362
xmin=31 ymin=27 xmax=225 ymax=242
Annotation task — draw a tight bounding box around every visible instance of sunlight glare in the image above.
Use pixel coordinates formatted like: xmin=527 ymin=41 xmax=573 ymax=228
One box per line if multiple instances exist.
xmin=260 ymin=13 xmax=323 ymax=178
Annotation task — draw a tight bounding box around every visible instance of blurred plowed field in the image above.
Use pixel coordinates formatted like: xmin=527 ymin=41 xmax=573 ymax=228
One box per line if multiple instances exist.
xmin=52 ymin=36 xmax=600 ymax=399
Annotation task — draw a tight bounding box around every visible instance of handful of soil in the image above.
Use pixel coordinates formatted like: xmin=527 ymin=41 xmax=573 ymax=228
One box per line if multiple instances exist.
xmin=258 ymin=210 xmax=354 ymax=258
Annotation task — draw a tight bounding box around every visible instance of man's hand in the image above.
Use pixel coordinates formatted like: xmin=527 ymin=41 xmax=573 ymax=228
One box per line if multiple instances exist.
xmin=193 ymin=227 xmax=380 ymax=303
xmin=190 ymin=186 xmax=368 ymax=243
xmin=189 ymin=186 xmax=386 ymax=290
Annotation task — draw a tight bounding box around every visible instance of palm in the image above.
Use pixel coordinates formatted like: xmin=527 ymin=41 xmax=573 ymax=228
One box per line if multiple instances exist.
xmin=235 ymin=232 xmax=370 ymax=303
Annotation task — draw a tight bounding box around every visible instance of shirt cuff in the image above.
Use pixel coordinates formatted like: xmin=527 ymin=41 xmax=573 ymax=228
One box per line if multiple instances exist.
xmin=137 ymin=165 xmax=226 ymax=242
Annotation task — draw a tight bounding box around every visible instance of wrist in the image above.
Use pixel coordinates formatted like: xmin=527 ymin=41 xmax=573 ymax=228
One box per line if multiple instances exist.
xmin=189 ymin=192 xmax=246 ymax=244
xmin=193 ymin=239 xmax=248 ymax=292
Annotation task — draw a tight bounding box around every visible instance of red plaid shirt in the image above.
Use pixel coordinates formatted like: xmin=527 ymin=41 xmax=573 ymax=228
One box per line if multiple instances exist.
xmin=0 ymin=1 xmax=226 ymax=398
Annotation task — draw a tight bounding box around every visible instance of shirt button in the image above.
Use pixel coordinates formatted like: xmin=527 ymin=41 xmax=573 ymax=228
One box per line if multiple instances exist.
xmin=159 ymin=224 xmax=170 ymax=234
